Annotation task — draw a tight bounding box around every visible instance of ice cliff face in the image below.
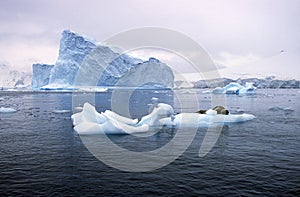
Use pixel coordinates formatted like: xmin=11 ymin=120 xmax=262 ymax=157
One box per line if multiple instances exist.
xmin=32 ymin=64 xmax=54 ymax=89
xmin=113 ymin=57 xmax=174 ymax=88
xmin=33 ymin=30 xmax=174 ymax=89
xmin=49 ymin=30 xmax=97 ymax=85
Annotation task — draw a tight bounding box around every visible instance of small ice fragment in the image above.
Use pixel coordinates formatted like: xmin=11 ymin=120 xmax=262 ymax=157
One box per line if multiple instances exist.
xmin=283 ymin=108 xmax=294 ymax=113
xmin=74 ymin=107 xmax=83 ymax=111
xmin=0 ymin=107 xmax=17 ymax=113
xmin=212 ymin=87 xmax=224 ymax=94
xmin=202 ymin=90 xmax=211 ymax=94
xmin=268 ymin=106 xmax=283 ymax=111
xmin=151 ymin=97 xmax=159 ymax=102
xmin=236 ymin=109 xmax=245 ymax=113
xmin=52 ymin=110 xmax=71 ymax=114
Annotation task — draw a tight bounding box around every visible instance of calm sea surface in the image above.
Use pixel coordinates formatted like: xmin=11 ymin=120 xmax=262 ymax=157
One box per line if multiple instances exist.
xmin=0 ymin=89 xmax=299 ymax=196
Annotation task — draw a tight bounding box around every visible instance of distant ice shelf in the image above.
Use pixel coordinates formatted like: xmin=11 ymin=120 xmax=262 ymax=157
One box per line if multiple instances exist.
xmin=204 ymin=82 xmax=256 ymax=95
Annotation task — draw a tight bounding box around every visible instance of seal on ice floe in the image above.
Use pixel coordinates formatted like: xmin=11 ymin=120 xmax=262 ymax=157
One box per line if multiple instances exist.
xmin=196 ymin=106 xmax=229 ymax=115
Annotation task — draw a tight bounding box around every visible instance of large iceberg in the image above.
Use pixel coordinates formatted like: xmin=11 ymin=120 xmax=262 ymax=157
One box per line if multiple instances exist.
xmin=32 ymin=30 xmax=174 ymax=90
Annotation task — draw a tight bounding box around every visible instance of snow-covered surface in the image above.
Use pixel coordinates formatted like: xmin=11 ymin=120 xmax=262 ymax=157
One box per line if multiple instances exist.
xmin=33 ymin=30 xmax=174 ymax=90
xmin=0 ymin=107 xmax=17 ymax=113
xmin=0 ymin=64 xmax=32 ymax=88
xmin=71 ymin=102 xmax=256 ymax=135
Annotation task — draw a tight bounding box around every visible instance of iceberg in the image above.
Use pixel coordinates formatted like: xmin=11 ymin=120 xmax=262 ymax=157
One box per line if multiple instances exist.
xmin=33 ymin=30 xmax=174 ymax=90
xmin=32 ymin=64 xmax=54 ymax=89
xmin=49 ymin=30 xmax=97 ymax=86
xmin=105 ymin=57 xmax=174 ymax=88
xmin=71 ymin=102 xmax=256 ymax=135
xmin=195 ymin=77 xmax=300 ymax=89
xmin=211 ymin=82 xmax=256 ymax=95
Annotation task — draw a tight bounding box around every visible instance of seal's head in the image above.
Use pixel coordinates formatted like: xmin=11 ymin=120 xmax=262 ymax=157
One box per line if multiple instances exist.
xmin=196 ymin=109 xmax=207 ymax=114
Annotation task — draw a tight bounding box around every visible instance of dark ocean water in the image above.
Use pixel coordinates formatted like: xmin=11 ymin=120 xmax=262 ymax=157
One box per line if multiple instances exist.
xmin=0 ymin=89 xmax=299 ymax=196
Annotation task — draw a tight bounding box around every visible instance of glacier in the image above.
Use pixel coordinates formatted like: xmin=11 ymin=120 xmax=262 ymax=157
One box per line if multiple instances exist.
xmin=32 ymin=30 xmax=174 ymax=90
xmin=0 ymin=63 xmax=32 ymax=89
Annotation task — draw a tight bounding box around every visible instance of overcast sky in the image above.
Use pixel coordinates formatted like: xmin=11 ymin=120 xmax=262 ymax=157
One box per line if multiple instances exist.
xmin=0 ymin=0 xmax=299 ymax=81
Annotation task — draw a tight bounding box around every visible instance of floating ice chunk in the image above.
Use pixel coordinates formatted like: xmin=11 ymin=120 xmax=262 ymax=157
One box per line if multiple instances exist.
xmin=211 ymin=82 xmax=256 ymax=95
xmin=236 ymin=109 xmax=245 ymax=113
xmin=160 ymin=112 xmax=256 ymax=128
xmin=74 ymin=106 xmax=83 ymax=111
xmin=269 ymin=106 xmax=284 ymax=111
xmin=212 ymin=87 xmax=224 ymax=94
xmin=225 ymin=86 xmax=240 ymax=94
xmin=82 ymin=87 xmax=108 ymax=92
xmin=71 ymin=103 xmax=107 ymax=126
xmin=283 ymin=108 xmax=294 ymax=113
xmin=52 ymin=110 xmax=71 ymax=114
xmin=71 ymin=102 xmax=256 ymax=135
xmin=268 ymin=106 xmax=294 ymax=113
xmin=151 ymin=97 xmax=159 ymax=102
xmin=202 ymin=90 xmax=211 ymax=94
xmin=104 ymin=110 xmax=138 ymax=125
xmin=0 ymin=107 xmax=17 ymax=113
xmin=40 ymin=84 xmax=76 ymax=91
xmin=137 ymin=103 xmax=174 ymax=126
